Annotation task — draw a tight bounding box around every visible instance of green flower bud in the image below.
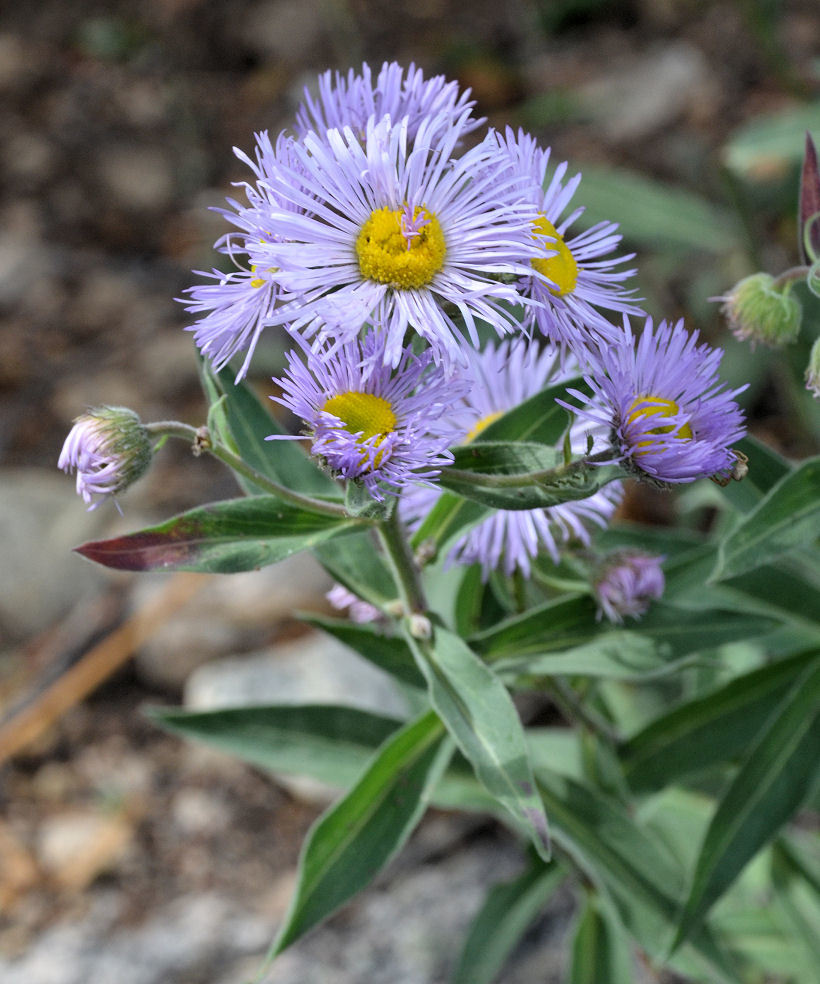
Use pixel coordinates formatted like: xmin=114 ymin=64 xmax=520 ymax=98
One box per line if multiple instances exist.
xmin=721 ymin=273 xmax=802 ymax=348
xmin=59 ymin=406 xmax=153 ymax=509
xmin=806 ymin=337 xmax=820 ymax=399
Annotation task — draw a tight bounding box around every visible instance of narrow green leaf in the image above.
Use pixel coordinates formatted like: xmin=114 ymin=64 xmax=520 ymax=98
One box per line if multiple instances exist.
xmin=717 ymin=434 xmax=792 ymax=513
xmin=76 ymin=496 xmax=357 ymax=573
xmin=149 ymin=703 xmax=403 ymax=789
xmin=714 ymin=456 xmax=820 ymax=580
xmin=300 ymin=613 xmax=425 ymax=689
xmin=410 ymin=491 xmax=487 ymax=557
xmin=473 ymin=596 xmax=776 ymax=665
xmin=722 ymin=103 xmax=820 ymax=180
xmin=495 ymin=632 xmax=670 ymax=683
xmin=271 ymin=710 xmax=450 ymax=955
xmin=406 ymin=626 xmax=551 ymax=861
xmin=569 ymin=894 xmax=634 ymax=984
xmin=572 ymin=165 xmax=738 ymax=253
xmin=476 ymin=376 xmax=580 ymax=446
xmin=536 ymin=769 xmax=741 ymax=980
xmin=313 ymin=530 xmax=396 ymax=608
xmin=451 ymin=860 xmax=565 ymax=984
xmin=771 ymin=842 xmax=820 ymax=967
xmin=622 ymin=649 xmax=817 ymax=792
xmin=207 ymin=363 xmax=339 ymax=496
xmin=674 ymin=659 xmax=820 ymax=950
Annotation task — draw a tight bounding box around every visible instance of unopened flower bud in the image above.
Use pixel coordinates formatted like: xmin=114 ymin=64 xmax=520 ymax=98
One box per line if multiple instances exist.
xmin=721 ymin=273 xmax=802 ymax=348
xmin=592 ymin=550 xmax=665 ymax=625
xmin=805 ymin=337 xmax=820 ymax=399
xmin=326 ymin=583 xmax=382 ymax=624
xmin=58 ymin=407 xmax=152 ymax=510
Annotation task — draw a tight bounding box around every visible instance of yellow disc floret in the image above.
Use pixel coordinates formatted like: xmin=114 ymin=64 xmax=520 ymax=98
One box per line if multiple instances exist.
xmin=626 ymin=395 xmax=693 ymax=453
xmin=531 ymin=217 xmax=578 ymax=297
xmin=356 ymin=206 xmax=446 ymax=289
xmin=323 ymin=391 xmax=397 ymax=441
xmin=464 ymin=410 xmax=503 ymax=444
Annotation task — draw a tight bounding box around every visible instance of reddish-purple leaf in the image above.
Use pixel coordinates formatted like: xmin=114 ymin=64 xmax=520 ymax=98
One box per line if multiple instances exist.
xmin=799 ymin=132 xmax=820 ymax=263
xmin=75 ymin=496 xmax=355 ymax=573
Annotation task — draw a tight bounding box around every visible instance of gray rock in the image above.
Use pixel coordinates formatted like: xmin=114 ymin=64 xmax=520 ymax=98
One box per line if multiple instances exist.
xmin=0 ymin=469 xmax=115 ymax=643
xmin=184 ymin=632 xmax=408 ymax=719
xmin=133 ymin=553 xmax=333 ymax=691
xmin=236 ymin=0 xmax=325 ymax=63
xmin=96 ymin=144 xmax=175 ymax=213
xmin=579 ymin=43 xmax=712 ymax=141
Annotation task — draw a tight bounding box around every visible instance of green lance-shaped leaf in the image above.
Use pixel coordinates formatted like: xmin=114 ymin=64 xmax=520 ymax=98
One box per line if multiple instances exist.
xmin=200 ymin=360 xmax=339 ymax=497
xmin=149 ymin=703 xmax=403 ymax=790
xmin=475 ymin=375 xmax=581 ymax=446
xmin=438 ymin=441 xmax=622 ymax=511
xmin=569 ymin=893 xmax=634 ymax=984
xmin=771 ymin=840 xmax=820 ymax=968
xmin=270 ymin=709 xmax=451 ymax=956
xmin=715 ymin=434 xmax=792 ymax=514
xmin=406 ymin=626 xmax=551 ymax=861
xmin=723 ymin=104 xmax=820 ymax=181
xmin=535 ymin=769 xmax=741 ymax=981
xmin=75 ymin=496 xmax=357 ymax=573
xmin=472 ymin=595 xmax=776 ymax=665
xmin=300 ymin=613 xmax=425 ymax=690
xmin=622 ymin=648 xmax=818 ymax=792
xmin=673 ymin=658 xmax=820 ymax=951
xmin=451 ymin=860 xmax=566 ymax=984
xmin=313 ymin=529 xmax=396 ymax=608
xmin=713 ymin=456 xmax=820 ymax=580
xmin=568 ymin=164 xmax=739 ymax=253
xmin=495 ymin=632 xmax=673 ymax=684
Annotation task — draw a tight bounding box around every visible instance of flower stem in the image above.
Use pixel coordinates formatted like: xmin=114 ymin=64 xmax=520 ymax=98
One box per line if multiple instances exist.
xmin=144 ymin=420 xmax=352 ymax=520
xmin=376 ymin=506 xmax=427 ymax=614
xmin=442 ymin=451 xmax=617 ymax=489
xmin=772 ymin=265 xmax=811 ymax=290
xmin=549 ymin=677 xmax=621 ymax=745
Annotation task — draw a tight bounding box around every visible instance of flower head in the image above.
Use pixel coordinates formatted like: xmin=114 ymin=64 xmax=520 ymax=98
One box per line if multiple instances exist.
xmin=564 ymin=318 xmax=746 ymax=484
xmin=58 ymin=407 xmax=152 ymax=510
xmin=271 ymin=332 xmax=466 ymax=500
xmin=403 ymin=339 xmax=623 ymax=578
xmin=295 ymin=61 xmax=482 ymax=144
xmin=181 ymin=132 xmax=305 ymax=380
xmin=593 ymin=551 xmax=665 ymax=623
xmin=495 ymin=128 xmax=643 ymax=358
xmin=250 ymin=114 xmax=541 ymax=371
xmin=720 ymin=272 xmax=802 ymax=348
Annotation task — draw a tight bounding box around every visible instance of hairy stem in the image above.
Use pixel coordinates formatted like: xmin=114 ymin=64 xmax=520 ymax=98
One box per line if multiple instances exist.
xmin=144 ymin=420 xmax=352 ymax=520
xmin=376 ymin=506 xmax=427 ymax=615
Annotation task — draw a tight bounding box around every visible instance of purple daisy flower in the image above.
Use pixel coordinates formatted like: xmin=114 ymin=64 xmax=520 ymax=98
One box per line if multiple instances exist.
xmin=270 ymin=332 xmax=467 ymax=500
xmin=181 ymin=132 xmax=307 ymax=380
xmin=403 ymin=339 xmax=623 ymax=578
xmin=593 ymin=551 xmax=665 ymax=624
xmin=250 ymin=113 xmax=541 ymax=371
xmin=564 ymin=318 xmax=747 ymax=484
xmin=59 ymin=407 xmax=152 ymax=511
xmin=495 ymin=128 xmax=643 ymax=358
xmin=295 ymin=61 xmax=483 ymax=144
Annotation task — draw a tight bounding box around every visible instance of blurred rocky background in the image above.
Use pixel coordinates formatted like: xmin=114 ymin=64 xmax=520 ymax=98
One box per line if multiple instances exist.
xmin=1 ymin=1 xmax=819 ymax=981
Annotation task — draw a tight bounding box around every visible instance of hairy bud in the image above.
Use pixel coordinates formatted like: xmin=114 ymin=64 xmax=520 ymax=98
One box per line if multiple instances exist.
xmin=721 ymin=273 xmax=802 ymax=348
xmin=58 ymin=406 xmax=152 ymax=510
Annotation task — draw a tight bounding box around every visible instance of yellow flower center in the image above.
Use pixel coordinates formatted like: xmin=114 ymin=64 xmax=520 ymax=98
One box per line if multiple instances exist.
xmin=322 ymin=391 xmax=397 ymax=469
xmin=464 ymin=411 xmax=503 ymax=444
xmin=531 ymin=217 xmax=578 ymax=297
xmin=356 ymin=206 xmax=446 ymax=289
xmin=249 ymin=265 xmax=276 ymax=289
xmin=626 ymin=395 xmax=693 ymax=453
